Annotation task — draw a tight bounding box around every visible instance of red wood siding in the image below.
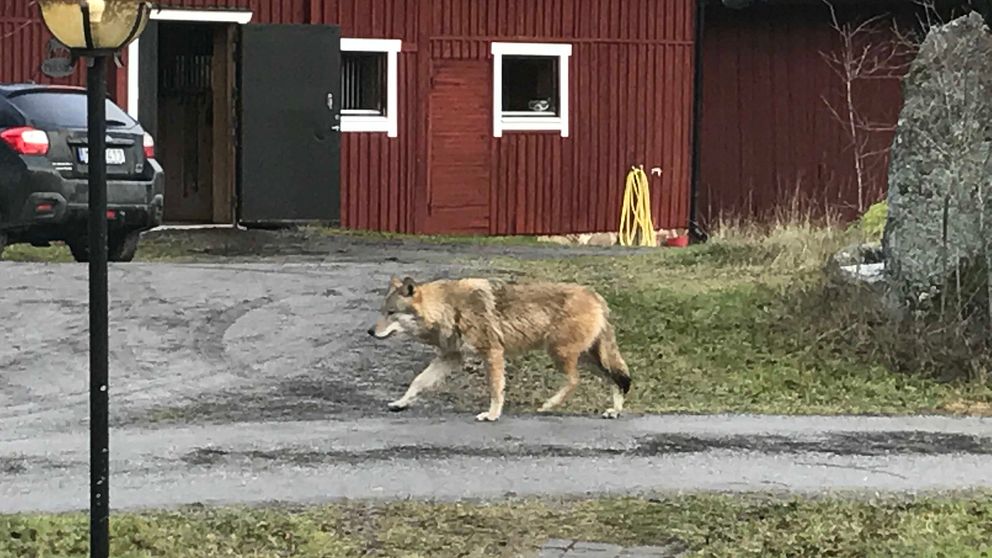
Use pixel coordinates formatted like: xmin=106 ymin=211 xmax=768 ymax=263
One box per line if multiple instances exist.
xmin=158 ymin=0 xmax=305 ymax=24
xmin=697 ymin=3 xmax=909 ymax=226
xmin=0 ymin=2 xmax=86 ymax=87
xmin=426 ymin=59 xmax=491 ymax=233
xmin=423 ymin=0 xmax=696 ymax=235
xmin=315 ymin=0 xmax=421 ymax=233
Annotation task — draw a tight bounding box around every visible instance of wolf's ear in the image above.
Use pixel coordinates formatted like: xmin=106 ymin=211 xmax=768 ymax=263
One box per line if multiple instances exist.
xmin=401 ymin=276 xmax=417 ymax=297
xmin=389 ymin=275 xmax=403 ymax=289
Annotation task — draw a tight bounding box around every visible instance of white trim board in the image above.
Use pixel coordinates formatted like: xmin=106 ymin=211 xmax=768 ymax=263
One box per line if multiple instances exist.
xmin=150 ymin=9 xmax=254 ymax=24
xmin=491 ymin=42 xmax=573 ymax=57
xmin=490 ymin=41 xmax=572 ymax=138
xmin=126 ymin=9 xmax=255 ymax=118
xmin=340 ymin=38 xmax=402 ymax=138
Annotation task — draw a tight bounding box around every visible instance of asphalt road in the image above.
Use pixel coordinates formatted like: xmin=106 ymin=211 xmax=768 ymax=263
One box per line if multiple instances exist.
xmin=4 ymin=413 xmax=992 ymax=513
xmin=3 ymin=257 xmax=992 ymax=513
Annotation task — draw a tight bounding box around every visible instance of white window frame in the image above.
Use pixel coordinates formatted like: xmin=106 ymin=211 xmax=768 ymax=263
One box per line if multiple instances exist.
xmin=340 ymin=38 xmax=401 ymax=138
xmin=491 ymin=42 xmax=572 ymax=138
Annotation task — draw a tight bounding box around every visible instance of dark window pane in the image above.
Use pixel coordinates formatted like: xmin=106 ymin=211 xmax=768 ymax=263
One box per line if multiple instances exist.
xmin=502 ymin=55 xmax=559 ymax=115
xmin=342 ymin=52 xmax=386 ymax=115
xmin=0 ymin=100 xmax=20 ymax=127
xmin=8 ymin=92 xmax=135 ymax=129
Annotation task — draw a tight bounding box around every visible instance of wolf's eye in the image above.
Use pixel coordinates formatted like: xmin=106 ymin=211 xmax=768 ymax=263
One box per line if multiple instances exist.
xmin=387 ymin=311 xmax=396 ymax=316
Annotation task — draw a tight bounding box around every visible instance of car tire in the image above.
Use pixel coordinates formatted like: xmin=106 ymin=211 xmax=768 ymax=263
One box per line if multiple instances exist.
xmin=108 ymin=231 xmax=140 ymax=262
xmin=67 ymin=231 xmax=142 ymax=263
xmin=0 ymin=232 xmax=7 ymax=259
xmin=66 ymin=238 xmax=89 ymax=263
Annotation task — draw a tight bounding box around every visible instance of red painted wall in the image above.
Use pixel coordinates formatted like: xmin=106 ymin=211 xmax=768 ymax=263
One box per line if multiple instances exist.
xmin=314 ymin=0 xmax=422 ymax=233
xmin=697 ymin=2 xmax=911 ymax=226
xmin=1 ymin=2 xmax=89 ymax=89
xmin=421 ymin=0 xmax=697 ymax=235
xmin=316 ymin=0 xmax=697 ymax=234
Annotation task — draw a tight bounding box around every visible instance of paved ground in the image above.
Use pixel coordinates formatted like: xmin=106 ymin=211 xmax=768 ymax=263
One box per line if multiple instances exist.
xmin=3 ymin=246 xmax=992 ymax=515
xmin=4 ymin=413 xmax=992 ymax=513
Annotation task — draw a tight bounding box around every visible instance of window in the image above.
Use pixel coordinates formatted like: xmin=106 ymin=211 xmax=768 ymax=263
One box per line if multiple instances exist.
xmin=340 ymin=38 xmax=401 ymax=137
xmin=502 ymin=56 xmax=559 ymax=115
xmin=491 ymin=42 xmax=572 ymax=137
xmin=342 ymin=52 xmax=386 ymax=116
xmin=8 ymin=91 xmax=136 ymax=129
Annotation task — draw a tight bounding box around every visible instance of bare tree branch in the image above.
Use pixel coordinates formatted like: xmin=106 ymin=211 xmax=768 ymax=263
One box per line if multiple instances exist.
xmin=819 ymin=0 xmax=921 ymax=211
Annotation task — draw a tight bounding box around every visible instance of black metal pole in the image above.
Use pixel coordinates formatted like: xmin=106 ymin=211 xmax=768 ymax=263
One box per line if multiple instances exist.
xmin=688 ymin=0 xmax=707 ymax=243
xmin=86 ymin=53 xmax=110 ymax=558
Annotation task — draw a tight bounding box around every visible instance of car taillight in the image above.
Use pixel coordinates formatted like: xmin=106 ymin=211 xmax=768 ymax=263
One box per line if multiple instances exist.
xmin=0 ymin=127 xmax=49 ymax=156
xmin=143 ymin=133 xmax=155 ymax=159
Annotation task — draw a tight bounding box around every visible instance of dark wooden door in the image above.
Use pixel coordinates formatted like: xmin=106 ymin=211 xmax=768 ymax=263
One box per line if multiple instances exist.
xmin=158 ymin=23 xmax=214 ymax=223
xmin=238 ymin=24 xmax=341 ymax=225
xmin=425 ymin=60 xmax=491 ymax=234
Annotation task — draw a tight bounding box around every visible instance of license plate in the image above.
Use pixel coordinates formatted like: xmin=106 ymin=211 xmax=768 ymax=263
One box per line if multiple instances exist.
xmin=78 ymin=147 xmax=126 ymax=166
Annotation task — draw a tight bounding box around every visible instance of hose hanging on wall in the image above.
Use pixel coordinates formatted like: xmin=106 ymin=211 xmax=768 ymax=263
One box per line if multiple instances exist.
xmin=618 ymin=165 xmax=655 ymax=247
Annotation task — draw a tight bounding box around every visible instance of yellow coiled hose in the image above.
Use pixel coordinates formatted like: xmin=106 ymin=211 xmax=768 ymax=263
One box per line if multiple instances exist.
xmin=618 ymin=166 xmax=655 ymax=247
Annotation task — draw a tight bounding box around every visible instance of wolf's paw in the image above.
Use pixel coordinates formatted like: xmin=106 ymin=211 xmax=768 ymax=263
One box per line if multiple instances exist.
xmin=537 ymin=403 xmax=554 ymax=413
xmin=387 ymin=400 xmax=410 ymax=412
xmin=601 ymin=409 xmax=621 ymax=419
xmin=475 ymin=411 xmax=500 ymax=422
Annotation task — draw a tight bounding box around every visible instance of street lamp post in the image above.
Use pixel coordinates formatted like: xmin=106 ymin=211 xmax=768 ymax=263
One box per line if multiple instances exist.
xmin=36 ymin=2 xmax=150 ymax=557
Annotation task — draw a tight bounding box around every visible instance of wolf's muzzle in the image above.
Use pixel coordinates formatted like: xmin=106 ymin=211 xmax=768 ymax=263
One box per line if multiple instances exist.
xmin=367 ymin=327 xmax=376 ymax=337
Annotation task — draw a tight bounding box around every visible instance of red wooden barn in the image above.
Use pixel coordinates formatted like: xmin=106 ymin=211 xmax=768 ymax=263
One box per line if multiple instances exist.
xmin=696 ymin=0 xmax=978 ymax=227
xmin=0 ymin=0 xmax=697 ymax=236
xmin=4 ymin=1 xmax=985 ymax=235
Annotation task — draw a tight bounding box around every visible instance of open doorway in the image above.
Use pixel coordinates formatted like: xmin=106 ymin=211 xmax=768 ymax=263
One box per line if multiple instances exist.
xmin=145 ymin=21 xmax=236 ymax=224
xmin=134 ymin=11 xmax=342 ymax=227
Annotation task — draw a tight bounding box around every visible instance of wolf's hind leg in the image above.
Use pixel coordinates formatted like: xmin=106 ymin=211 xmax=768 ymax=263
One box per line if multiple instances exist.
xmin=578 ymin=349 xmax=627 ymax=419
xmin=388 ymin=354 xmax=460 ymax=411
xmin=602 ymin=384 xmax=625 ymax=419
xmin=538 ymin=349 xmax=581 ymax=412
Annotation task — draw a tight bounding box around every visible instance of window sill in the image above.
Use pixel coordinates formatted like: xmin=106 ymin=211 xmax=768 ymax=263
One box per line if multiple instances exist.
xmin=498 ymin=116 xmax=566 ymax=135
xmin=340 ymin=115 xmax=397 ymax=137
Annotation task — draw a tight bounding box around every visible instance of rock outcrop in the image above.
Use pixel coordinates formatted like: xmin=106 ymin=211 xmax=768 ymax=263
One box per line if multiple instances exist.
xmin=883 ymin=12 xmax=992 ymax=308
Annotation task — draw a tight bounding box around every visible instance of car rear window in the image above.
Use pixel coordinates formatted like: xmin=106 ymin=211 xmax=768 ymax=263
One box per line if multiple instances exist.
xmin=7 ymin=91 xmax=135 ymax=129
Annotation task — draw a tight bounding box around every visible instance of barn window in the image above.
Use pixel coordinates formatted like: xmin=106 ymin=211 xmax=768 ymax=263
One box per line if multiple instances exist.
xmin=491 ymin=42 xmax=572 ymax=137
xmin=340 ymin=38 xmax=401 ymax=137
xmin=342 ymin=52 xmax=385 ymax=115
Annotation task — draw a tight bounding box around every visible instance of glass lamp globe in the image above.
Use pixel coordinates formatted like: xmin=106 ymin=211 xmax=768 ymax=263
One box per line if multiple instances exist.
xmin=38 ymin=0 xmax=151 ymax=52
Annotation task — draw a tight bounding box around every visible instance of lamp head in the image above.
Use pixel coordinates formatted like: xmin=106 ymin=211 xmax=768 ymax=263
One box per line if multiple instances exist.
xmin=38 ymin=0 xmax=151 ymax=54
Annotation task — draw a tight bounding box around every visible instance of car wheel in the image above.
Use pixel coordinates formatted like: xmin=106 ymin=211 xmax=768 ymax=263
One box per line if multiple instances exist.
xmin=66 ymin=238 xmax=89 ymax=263
xmin=108 ymin=231 xmax=141 ymax=263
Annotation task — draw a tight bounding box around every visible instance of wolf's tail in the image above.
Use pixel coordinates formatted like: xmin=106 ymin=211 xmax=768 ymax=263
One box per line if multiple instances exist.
xmin=590 ymin=320 xmax=631 ymax=394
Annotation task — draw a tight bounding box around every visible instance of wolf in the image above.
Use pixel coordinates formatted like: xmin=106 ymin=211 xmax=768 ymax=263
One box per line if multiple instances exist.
xmin=367 ymin=275 xmax=632 ymax=422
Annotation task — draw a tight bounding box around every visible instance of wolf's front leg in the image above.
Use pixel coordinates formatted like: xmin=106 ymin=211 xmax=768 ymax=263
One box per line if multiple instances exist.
xmin=475 ymin=349 xmax=506 ymax=422
xmin=388 ymin=354 xmax=461 ymax=411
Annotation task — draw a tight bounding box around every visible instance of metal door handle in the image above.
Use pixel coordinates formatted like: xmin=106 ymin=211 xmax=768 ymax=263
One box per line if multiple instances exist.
xmin=331 ymin=125 xmax=341 ymax=132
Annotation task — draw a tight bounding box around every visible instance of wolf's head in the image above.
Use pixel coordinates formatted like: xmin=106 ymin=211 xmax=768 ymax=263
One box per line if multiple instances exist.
xmin=367 ymin=276 xmax=420 ymax=339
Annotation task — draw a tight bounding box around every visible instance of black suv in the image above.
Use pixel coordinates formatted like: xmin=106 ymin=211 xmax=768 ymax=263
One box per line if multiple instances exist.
xmin=0 ymin=84 xmax=164 ymax=262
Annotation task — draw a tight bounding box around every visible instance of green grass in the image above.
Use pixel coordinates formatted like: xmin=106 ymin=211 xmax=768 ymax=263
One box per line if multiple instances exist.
xmin=0 ymin=243 xmax=74 ymax=262
xmin=436 ymin=222 xmax=992 ymax=417
xmin=0 ymin=227 xmax=541 ymax=263
xmin=5 ymin=494 xmax=992 ymax=557
xmin=856 ymin=200 xmax=889 ymax=243
xmin=0 ymin=239 xmax=197 ymax=263
xmin=302 ymin=225 xmax=544 ymax=246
